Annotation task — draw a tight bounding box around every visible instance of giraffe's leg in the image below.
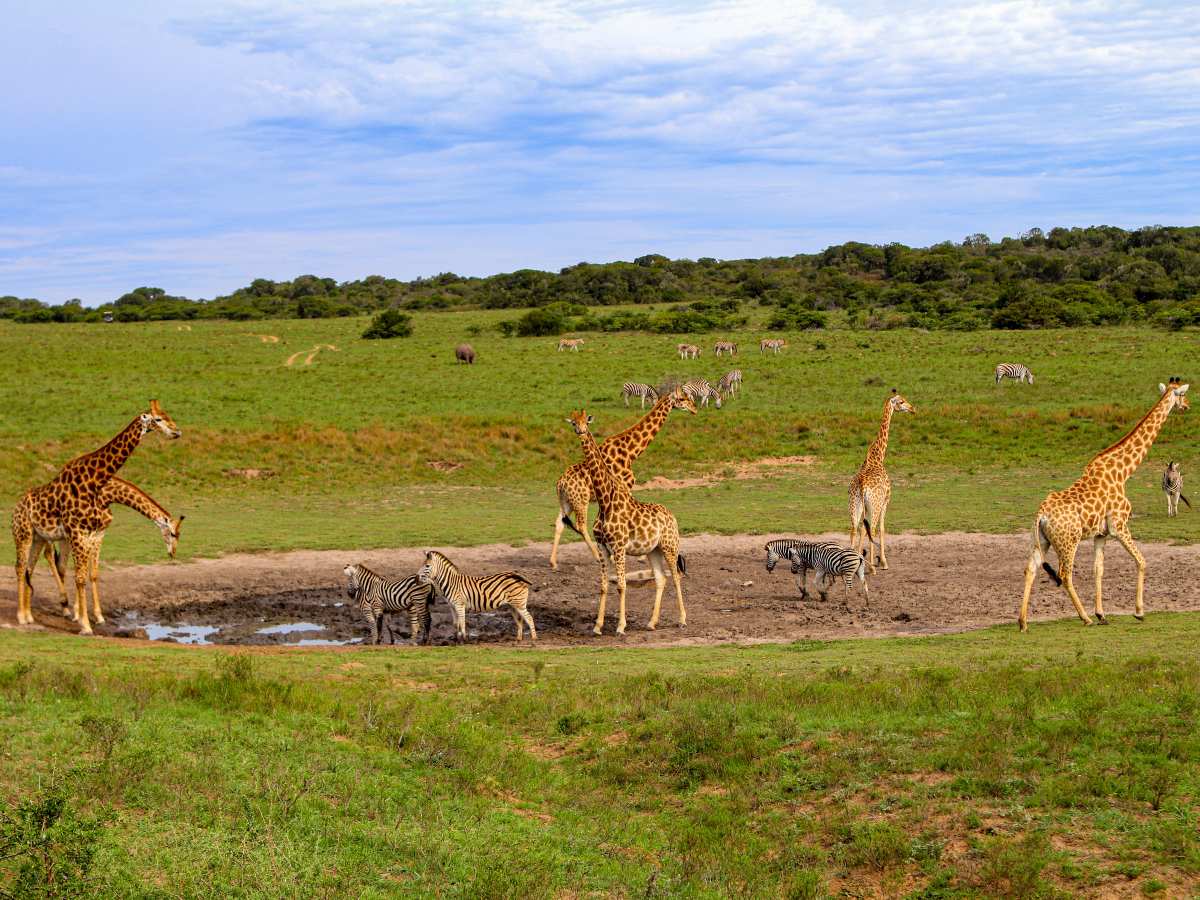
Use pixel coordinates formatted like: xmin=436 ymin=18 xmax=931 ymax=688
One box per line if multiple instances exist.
xmin=1092 ymin=536 xmax=1107 ymax=623
xmin=69 ymin=535 xmax=93 ymax=635
xmin=15 ymin=535 xmax=36 ymax=625
xmin=1019 ymin=525 xmax=1051 ymax=632
xmin=578 ymin=503 xmax=601 ymax=564
xmin=549 ymin=490 xmax=572 ymax=570
xmin=1057 ymin=544 xmax=1092 ymax=626
xmin=877 ymin=502 xmax=889 ymax=570
xmin=646 ymin=549 xmax=667 ymax=630
xmin=594 ymin=546 xmax=610 ymax=635
xmin=89 ymin=540 xmax=104 ymax=624
xmin=613 ymin=549 xmax=628 ymax=636
xmin=862 ymin=497 xmax=879 ymax=574
xmin=1111 ymin=523 xmax=1147 ymax=621
xmin=42 ymin=544 xmax=71 ymax=616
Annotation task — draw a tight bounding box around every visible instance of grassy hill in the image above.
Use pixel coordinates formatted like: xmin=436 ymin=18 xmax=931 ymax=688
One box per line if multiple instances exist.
xmin=1 ymin=314 xmax=1197 ymax=563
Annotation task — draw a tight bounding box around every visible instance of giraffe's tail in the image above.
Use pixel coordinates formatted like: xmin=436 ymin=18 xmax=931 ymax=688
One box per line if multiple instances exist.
xmin=676 ymin=554 xmax=687 ymax=576
xmin=560 ymin=514 xmax=583 ymax=536
xmin=1034 ymin=516 xmax=1062 ymax=585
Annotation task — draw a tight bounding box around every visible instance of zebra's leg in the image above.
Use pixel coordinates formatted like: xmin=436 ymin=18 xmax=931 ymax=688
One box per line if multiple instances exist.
xmin=646 ymin=549 xmax=667 ymax=630
xmin=613 ymin=548 xmax=629 ymax=636
xmin=454 ymin=602 xmax=467 ymax=643
xmin=419 ymin=603 xmax=432 ymax=645
xmin=517 ymin=597 xmax=536 ymax=641
xmin=594 ymin=546 xmax=611 ymax=636
xmin=370 ymin=612 xmax=381 ymax=645
xmin=1111 ymin=522 xmax=1147 ymax=621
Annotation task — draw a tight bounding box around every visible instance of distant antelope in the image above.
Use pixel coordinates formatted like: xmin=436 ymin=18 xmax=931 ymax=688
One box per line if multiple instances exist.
xmin=677 ymin=343 xmax=700 ymax=359
xmin=760 ymin=338 xmax=786 ymax=355
xmin=622 ymin=382 xmax=658 ymax=408
xmin=558 ymin=338 xmax=584 ymax=352
xmin=995 ymin=363 xmax=1033 ymax=384
xmin=717 ymin=369 xmax=742 ymax=397
xmin=714 ymin=340 xmax=737 ymax=357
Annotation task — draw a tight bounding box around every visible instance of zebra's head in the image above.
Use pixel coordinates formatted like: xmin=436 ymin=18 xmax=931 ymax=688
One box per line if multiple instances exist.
xmin=889 ymin=388 xmax=915 ymax=414
xmin=417 ymin=550 xmax=452 ymax=586
xmin=1159 ymin=378 xmax=1190 ymax=413
xmin=566 ymin=410 xmax=594 ymax=435
xmin=342 ymin=563 xmax=362 ymax=597
xmin=764 ymin=543 xmax=782 ymax=573
xmin=669 ymin=388 xmax=697 ymax=415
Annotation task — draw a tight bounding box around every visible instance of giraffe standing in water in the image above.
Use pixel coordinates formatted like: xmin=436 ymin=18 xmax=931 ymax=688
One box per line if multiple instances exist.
xmin=12 ymin=400 xmax=181 ymax=634
xmin=1019 ymin=379 xmax=1189 ymax=631
xmin=848 ymin=389 xmax=916 ymax=573
xmin=549 ymin=388 xmax=696 ymax=569
xmin=566 ymin=409 xmax=686 ymax=636
xmin=18 ymin=478 xmax=183 ymax=625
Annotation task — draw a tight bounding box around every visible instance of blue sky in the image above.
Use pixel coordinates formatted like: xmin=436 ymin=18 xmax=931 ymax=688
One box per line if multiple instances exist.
xmin=2 ymin=0 xmax=1198 ymax=304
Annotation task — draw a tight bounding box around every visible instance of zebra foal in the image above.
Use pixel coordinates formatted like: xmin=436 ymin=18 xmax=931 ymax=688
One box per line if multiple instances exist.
xmin=343 ymin=563 xmax=434 ymax=645
xmin=994 ymin=363 xmax=1033 ymax=384
xmin=718 ymin=369 xmax=742 ymax=398
xmin=622 ymin=382 xmax=659 ymax=408
xmin=417 ymin=550 xmax=536 ymax=642
xmin=1163 ymin=461 xmax=1191 ymax=517
xmin=764 ymin=539 xmax=868 ymax=603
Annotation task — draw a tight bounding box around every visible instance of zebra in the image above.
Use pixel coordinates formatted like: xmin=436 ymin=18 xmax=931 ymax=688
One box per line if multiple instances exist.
xmin=558 ymin=338 xmax=584 ymax=352
xmin=994 ymin=363 xmax=1033 ymax=385
xmin=763 ymin=539 xmax=867 ymax=603
xmin=417 ymin=550 xmax=536 ymax=642
xmin=717 ymin=369 xmax=742 ymax=398
xmin=342 ymin=563 xmax=434 ymax=645
xmin=760 ymin=338 xmax=786 ymax=355
xmin=677 ymin=343 xmax=700 ymax=359
xmin=622 ymin=382 xmax=659 ymax=408
xmin=1163 ymin=461 xmax=1191 ymax=517
xmin=714 ymin=340 xmax=738 ymax=357
xmin=682 ymin=378 xmax=722 ymax=409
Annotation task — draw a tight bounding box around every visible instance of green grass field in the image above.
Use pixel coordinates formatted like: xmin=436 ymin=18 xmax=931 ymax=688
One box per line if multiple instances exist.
xmin=1 ymin=620 xmax=1197 ymax=896
xmin=1 ymin=316 xmax=1197 ymax=563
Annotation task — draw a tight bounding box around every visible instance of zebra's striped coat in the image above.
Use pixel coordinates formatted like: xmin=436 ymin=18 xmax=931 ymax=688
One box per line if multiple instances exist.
xmin=994 ymin=363 xmax=1034 ymax=384
xmin=718 ymin=369 xmax=742 ymax=397
xmin=677 ymin=343 xmax=700 ymax=359
xmin=558 ymin=338 xmax=584 ymax=352
xmin=682 ymin=379 xmax=722 ymax=408
xmin=622 ymin=382 xmax=659 ymax=408
xmin=343 ymin=563 xmax=434 ymax=645
xmin=417 ymin=550 xmax=535 ymax=642
xmin=714 ymin=341 xmax=738 ymax=357
xmin=1163 ymin=461 xmax=1190 ymax=517
xmin=760 ymin=338 xmax=786 ymax=355
xmin=763 ymin=539 xmax=868 ymax=602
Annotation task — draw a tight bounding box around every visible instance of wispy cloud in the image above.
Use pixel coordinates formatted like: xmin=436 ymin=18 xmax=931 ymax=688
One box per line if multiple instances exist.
xmin=1 ymin=0 xmax=1198 ymax=302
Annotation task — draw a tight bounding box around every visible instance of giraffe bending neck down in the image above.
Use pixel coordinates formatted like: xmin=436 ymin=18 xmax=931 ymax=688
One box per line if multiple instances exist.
xmin=1019 ymin=379 xmax=1189 ymax=631
xmin=549 ymin=388 xmax=696 ymax=569
xmin=13 ymin=400 xmax=181 ymax=634
xmin=567 ymin=409 xmax=686 ymax=636
xmin=848 ymin=389 xmax=915 ymax=573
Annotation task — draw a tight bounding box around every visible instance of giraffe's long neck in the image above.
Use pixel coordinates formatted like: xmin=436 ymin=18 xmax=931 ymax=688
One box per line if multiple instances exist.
xmin=579 ymin=428 xmax=626 ymax=514
xmin=865 ymin=401 xmax=895 ymax=468
xmin=99 ymin=478 xmax=170 ymax=523
xmin=61 ymin=417 xmax=145 ymax=484
xmin=1086 ymin=393 xmax=1174 ymax=484
xmin=604 ymin=394 xmax=672 ymax=464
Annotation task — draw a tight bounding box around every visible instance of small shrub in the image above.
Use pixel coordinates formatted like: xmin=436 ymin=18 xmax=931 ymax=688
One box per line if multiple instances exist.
xmin=362 ymin=309 xmax=414 ymax=339
xmin=0 ymin=787 xmax=106 ymax=896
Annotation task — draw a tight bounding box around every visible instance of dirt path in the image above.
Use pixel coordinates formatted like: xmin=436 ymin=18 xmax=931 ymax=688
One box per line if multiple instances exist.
xmin=2 ymin=533 xmax=1197 ymax=648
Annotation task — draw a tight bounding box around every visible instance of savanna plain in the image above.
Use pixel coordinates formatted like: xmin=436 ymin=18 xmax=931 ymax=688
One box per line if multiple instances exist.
xmin=0 ymin=312 xmax=1198 ymax=897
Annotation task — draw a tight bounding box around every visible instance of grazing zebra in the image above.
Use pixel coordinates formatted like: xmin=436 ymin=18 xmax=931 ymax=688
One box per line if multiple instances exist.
xmin=677 ymin=343 xmax=700 ymax=359
xmin=558 ymin=338 xmax=584 ymax=352
xmin=343 ymin=564 xmax=434 ymax=645
xmin=1163 ymin=461 xmax=1191 ymax=517
xmin=760 ymin=338 xmax=786 ymax=355
xmin=622 ymin=382 xmax=659 ymax=408
xmin=714 ymin=340 xmax=738 ymax=357
xmin=994 ymin=363 xmax=1033 ymax=384
xmin=417 ymin=550 xmax=535 ymax=642
xmin=682 ymin=378 xmax=722 ymax=409
xmin=717 ymin=369 xmax=742 ymax=397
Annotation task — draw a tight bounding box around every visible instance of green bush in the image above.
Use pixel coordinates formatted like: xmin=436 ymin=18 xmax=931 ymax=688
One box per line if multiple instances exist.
xmin=362 ymin=309 xmax=414 ymax=339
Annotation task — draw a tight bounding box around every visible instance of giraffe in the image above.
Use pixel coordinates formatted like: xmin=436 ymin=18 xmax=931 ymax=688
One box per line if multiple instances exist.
xmin=566 ymin=409 xmax=686 ymax=636
xmin=18 ymin=478 xmax=183 ymax=625
xmin=848 ymin=388 xmax=916 ymax=573
xmin=1019 ymin=379 xmax=1189 ymax=631
xmin=13 ymin=400 xmax=181 ymax=634
xmin=549 ymin=387 xmax=697 ymax=569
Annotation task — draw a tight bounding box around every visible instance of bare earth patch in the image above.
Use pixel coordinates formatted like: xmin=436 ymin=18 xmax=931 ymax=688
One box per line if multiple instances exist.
xmin=224 ymin=468 xmax=277 ymax=480
xmin=3 ymin=533 xmax=1199 ymax=648
xmin=638 ymin=455 xmax=817 ymax=490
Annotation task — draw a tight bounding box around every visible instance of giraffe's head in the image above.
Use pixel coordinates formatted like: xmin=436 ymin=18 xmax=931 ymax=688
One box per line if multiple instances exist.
xmin=156 ymin=514 xmax=184 ymax=558
xmin=888 ymin=388 xmax=915 ymax=414
xmin=669 ymin=387 xmax=698 ymax=415
xmin=140 ymin=400 xmax=182 ymax=440
xmin=566 ymin=409 xmax=594 ymax=435
xmin=1159 ymin=378 xmax=1190 ymax=413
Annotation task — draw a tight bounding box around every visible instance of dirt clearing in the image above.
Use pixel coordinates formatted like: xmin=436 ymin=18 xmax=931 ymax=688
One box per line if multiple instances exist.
xmin=3 ymin=532 xmax=1198 ymax=648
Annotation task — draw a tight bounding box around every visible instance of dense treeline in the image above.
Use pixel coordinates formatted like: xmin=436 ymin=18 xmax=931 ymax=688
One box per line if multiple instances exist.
xmin=4 ymin=225 xmax=1200 ymax=330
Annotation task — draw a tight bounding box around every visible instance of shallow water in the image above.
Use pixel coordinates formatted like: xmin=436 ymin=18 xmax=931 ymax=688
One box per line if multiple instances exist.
xmin=255 ymin=621 xmax=324 ymax=635
xmin=143 ymin=623 xmax=220 ymax=645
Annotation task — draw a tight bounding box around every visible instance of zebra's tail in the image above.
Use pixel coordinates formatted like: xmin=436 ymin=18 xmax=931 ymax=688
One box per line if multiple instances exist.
xmin=561 ymin=514 xmax=583 ymax=536
xmin=1181 ymin=493 xmax=1192 ymax=509
xmin=676 ymin=554 xmax=687 ymax=576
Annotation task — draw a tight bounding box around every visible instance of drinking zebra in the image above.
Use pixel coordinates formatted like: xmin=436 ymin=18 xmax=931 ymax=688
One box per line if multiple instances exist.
xmin=760 ymin=338 xmax=786 ymax=355
xmin=717 ymin=369 xmax=742 ymax=398
xmin=342 ymin=563 xmax=434 ymax=645
xmin=417 ymin=550 xmax=536 ymax=642
xmin=1163 ymin=461 xmax=1191 ymax=517
xmin=763 ymin=539 xmax=868 ymax=603
xmin=994 ymin=363 xmax=1033 ymax=384
xmin=682 ymin=378 xmax=722 ymax=409
xmin=677 ymin=343 xmax=700 ymax=359
xmin=558 ymin=338 xmax=584 ymax=352
xmin=714 ymin=340 xmax=738 ymax=357
xmin=622 ymin=382 xmax=659 ymax=408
